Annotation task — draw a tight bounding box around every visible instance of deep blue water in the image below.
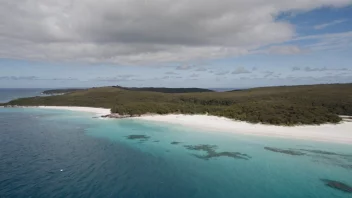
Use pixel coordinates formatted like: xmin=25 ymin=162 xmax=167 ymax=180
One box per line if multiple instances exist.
xmin=1 ymin=90 xmax=352 ymax=198
xmin=0 ymin=88 xmax=45 ymax=103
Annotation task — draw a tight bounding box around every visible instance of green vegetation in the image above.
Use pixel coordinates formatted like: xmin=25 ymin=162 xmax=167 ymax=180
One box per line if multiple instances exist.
xmin=113 ymin=85 xmax=214 ymax=93
xmin=5 ymin=83 xmax=352 ymax=125
xmin=42 ymin=88 xmax=85 ymax=95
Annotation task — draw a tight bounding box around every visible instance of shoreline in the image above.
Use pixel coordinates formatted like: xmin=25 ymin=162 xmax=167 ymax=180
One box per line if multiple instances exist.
xmin=2 ymin=106 xmax=352 ymax=144
xmin=133 ymin=114 xmax=352 ymax=144
xmin=37 ymin=106 xmax=111 ymax=116
xmin=1 ymin=106 xmax=111 ymax=116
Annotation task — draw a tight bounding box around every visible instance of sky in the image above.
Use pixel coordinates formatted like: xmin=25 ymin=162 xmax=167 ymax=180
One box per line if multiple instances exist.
xmin=0 ymin=0 xmax=352 ymax=88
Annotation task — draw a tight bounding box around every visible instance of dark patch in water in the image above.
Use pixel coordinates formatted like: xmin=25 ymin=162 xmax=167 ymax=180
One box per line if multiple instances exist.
xmin=338 ymin=164 xmax=352 ymax=170
xmin=171 ymin=141 xmax=182 ymax=145
xmin=184 ymin=144 xmax=218 ymax=151
xmin=321 ymin=179 xmax=352 ymax=193
xmin=184 ymin=144 xmax=250 ymax=160
xmin=126 ymin=135 xmax=150 ymax=141
xmin=301 ymin=149 xmax=352 ymax=157
xmin=302 ymin=149 xmax=352 ymax=170
xmin=153 ymin=140 xmax=160 ymax=143
xmin=264 ymin=147 xmax=305 ymax=156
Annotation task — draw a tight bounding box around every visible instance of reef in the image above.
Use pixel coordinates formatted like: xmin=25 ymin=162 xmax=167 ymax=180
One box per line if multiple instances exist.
xmin=171 ymin=141 xmax=182 ymax=145
xmin=184 ymin=144 xmax=251 ymax=160
xmin=321 ymin=179 xmax=352 ymax=193
xmin=264 ymin=147 xmax=306 ymax=156
xmin=126 ymin=135 xmax=150 ymax=141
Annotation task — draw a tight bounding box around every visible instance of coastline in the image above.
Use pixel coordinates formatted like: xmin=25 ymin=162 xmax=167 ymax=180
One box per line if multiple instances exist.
xmin=133 ymin=114 xmax=352 ymax=144
xmin=37 ymin=106 xmax=111 ymax=116
xmin=2 ymin=105 xmax=352 ymax=144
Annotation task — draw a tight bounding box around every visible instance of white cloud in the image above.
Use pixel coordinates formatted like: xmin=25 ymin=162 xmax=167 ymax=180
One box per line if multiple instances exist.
xmin=266 ymin=45 xmax=303 ymax=55
xmin=215 ymin=71 xmax=230 ymax=75
xmin=314 ymin=19 xmax=347 ymax=30
xmin=292 ymin=31 xmax=352 ymax=51
xmin=165 ymin=71 xmax=179 ymax=75
xmin=176 ymin=65 xmax=193 ymax=70
xmin=0 ymin=0 xmax=351 ymax=65
xmin=232 ymin=67 xmax=251 ymax=74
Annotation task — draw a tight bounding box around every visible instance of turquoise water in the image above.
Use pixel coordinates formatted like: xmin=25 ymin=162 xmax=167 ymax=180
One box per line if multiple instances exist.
xmin=1 ymin=107 xmax=352 ymax=198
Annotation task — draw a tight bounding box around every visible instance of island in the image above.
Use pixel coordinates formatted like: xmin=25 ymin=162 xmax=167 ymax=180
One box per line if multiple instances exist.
xmin=3 ymin=83 xmax=352 ymax=126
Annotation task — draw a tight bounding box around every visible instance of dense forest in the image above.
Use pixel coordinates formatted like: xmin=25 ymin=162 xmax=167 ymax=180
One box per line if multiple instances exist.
xmin=4 ymin=83 xmax=352 ymax=125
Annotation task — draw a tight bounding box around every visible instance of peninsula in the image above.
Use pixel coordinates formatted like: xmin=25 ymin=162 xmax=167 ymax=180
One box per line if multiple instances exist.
xmin=3 ymin=83 xmax=352 ymax=126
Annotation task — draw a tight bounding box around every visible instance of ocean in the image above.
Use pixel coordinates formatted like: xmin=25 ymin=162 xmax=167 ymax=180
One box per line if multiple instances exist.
xmin=0 ymin=88 xmax=45 ymax=103
xmin=1 ymin=89 xmax=352 ymax=198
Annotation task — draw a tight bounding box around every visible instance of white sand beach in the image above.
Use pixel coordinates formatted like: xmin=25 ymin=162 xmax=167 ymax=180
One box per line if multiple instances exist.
xmin=134 ymin=114 xmax=352 ymax=144
xmin=37 ymin=106 xmax=110 ymax=116
xmin=7 ymin=106 xmax=351 ymax=144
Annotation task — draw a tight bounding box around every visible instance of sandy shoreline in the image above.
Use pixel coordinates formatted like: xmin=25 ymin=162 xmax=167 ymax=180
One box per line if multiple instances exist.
xmin=134 ymin=114 xmax=352 ymax=144
xmin=2 ymin=106 xmax=351 ymax=144
xmin=37 ymin=106 xmax=111 ymax=116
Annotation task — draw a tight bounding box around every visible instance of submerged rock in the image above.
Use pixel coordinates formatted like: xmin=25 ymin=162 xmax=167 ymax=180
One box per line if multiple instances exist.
xmin=184 ymin=144 xmax=218 ymax=152
xmin=126 ymin=135 xmax=150 ymax=141
xmin=184 ymin=144 xmax=250 ymax=160
xmin=171 ymin=141 xmax=182 ymax=145
xmin=321 ymin=179 xmax=352 ymax=193
xmin=264 ymin=147 xmax=305 ymax=156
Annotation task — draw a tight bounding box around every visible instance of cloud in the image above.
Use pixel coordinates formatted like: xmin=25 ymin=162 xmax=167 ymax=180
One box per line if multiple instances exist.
xmin=293 ymin=31 xmax=352 ymax=51
xmin=215 ymin=71 xmax=230 ymax=75
xmin=195 ymin=68 xmax=208 ymax=71
xmin=292 ymin=66 xmax=300 ymax=71
xmin=303 ymin=67 xmax=349 ymax=72
xmin=265 ymin=45 xmax=303 ymax=55
xmin=232 ymin=67 xmax=251 ymax=74
xmin=176 ymin=65 xmax=193 ymax=70
xmin=0 ymin=0 xmax=351 ymax=64
xmin=263 ymin=71 xmax=275 ymax=78
xmin=314 ymin=19 xmax=347 ymax=30
xmin=94 ymin=75 xmax=136 ymax=81
xmin=304 ymin=67 xmax=327 ymax=72
xmin=165 ymin=71 xmax=179 ymax=75
xmin=252 ymin=67 xmax=257 ymax=71
xmin=0 ymin=76 xmax=77 ymax=81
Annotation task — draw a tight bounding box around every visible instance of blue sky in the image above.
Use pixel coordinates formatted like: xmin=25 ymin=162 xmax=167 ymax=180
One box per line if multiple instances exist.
xmin=0 ymin=2 xmax=352 ymax=88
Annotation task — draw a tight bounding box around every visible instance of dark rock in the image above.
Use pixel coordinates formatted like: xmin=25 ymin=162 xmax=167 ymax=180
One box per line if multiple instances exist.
xmin=184 ymin=144 xmax=218 ymax=152
xmin=184 ymin=144 xmax=250 ymax=160
xmin=171 ymin=141 xmax=182 ymax=145
xmin=301 ymin=149 xmax=352 ymax=158
xmin=126 ymin=135 xmax=150 ymax=141
xmin=321 ymin=179 xmax=352 ymax=193
xmin=264 ymin=147 xmax=306 ymax=156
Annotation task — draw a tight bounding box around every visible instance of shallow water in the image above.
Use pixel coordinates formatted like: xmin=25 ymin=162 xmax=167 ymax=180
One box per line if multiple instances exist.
xmin=1 ymin=107 xmax=352 ymax=198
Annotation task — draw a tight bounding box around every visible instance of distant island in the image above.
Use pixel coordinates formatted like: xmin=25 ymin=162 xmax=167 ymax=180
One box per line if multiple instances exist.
xmin=3 ymin=83 xmax=352 ymax=126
